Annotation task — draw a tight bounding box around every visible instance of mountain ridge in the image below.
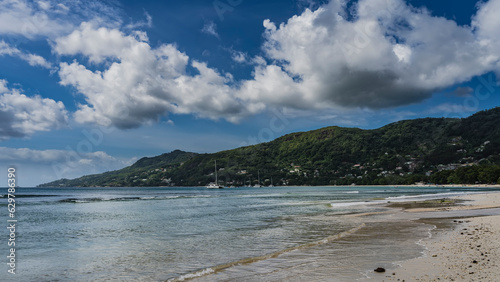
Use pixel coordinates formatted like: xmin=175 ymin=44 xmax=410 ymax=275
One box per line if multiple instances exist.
xmin=38 ymin=107 xmax=500 ymax=187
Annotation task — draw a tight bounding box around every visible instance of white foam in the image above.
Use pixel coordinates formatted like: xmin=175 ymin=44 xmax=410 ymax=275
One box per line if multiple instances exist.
xmin=330 ymin=201 xmax=384 ymax=208
xmin=74 ymin=200 xmax=89 ymax=203
xmin=173 ymin=268 xmax=215 ymax=281
xmin=386 ymin=191 xmax=477 ymax=201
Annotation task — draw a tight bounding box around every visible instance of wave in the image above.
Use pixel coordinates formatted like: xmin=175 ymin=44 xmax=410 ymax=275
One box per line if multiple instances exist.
xmin=0 ymin=194 xmax=57 ymax=198
xmin=329 ymin=191 xmax=482 ymax=208
xmin=385 ymin=191 xmax=479 ymax=201
xmin=173 ymin=268 xmax=215 ymax=281
xmin=167 ymin=223 xmax=366 ymax=282
xmin=329 ymin=201 xmax=382 ymax=208
xmin=58 ymin=194 xmax=213 ymax=203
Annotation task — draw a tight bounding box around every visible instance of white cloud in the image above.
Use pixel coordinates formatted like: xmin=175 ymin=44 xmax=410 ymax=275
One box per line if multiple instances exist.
xmin=0 ymin=40 xmax=21 ymax=56
xmin=0 ymin=40 xmax=52 ymax=68
xmin=55 ymin=23 xmax=252 ymax=128
xmin=237 ymin=0 xmax=500 ymax=110
xmin=0 ymin=147 xmax=70 ymax=163
xmin=54 ymin=22 xmax=138 ymax=63
xmin=0 ymin=0 xmax=122 ymax=38
xmin=25 ymin=53 xmax=52 ymax=68
xmin=0 ymin=146 xmax=136 ymax=185
xmin=37 ymin=1 xmax=50 ymax=10
xmin=0 ymin=80 xmax=68 ymax=139
xmin=429 ymin=103 xmax=477 ymax=114
xmin=0 ymin=0 xmax=66 ymax=38
xmin=46 ymin=0 xmax=500 ymax=130
xmin=0 ymin=79 xmax=8 ymax=93
xmin=201 ymin=21 xmax=219 ymax=38
xmin=231 ymin=50 xmax=247 ymax=63
xmin=125 ymin=11 xmax=153 ymax=30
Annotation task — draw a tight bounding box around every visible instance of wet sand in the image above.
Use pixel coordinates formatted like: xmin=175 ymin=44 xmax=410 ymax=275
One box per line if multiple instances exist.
xmin=177 ymin=192 xmax=500 ymax=282
xmin=378 ymin=192 xmax=500 ymax=281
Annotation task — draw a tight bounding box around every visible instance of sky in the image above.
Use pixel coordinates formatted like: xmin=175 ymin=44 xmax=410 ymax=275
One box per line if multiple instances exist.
xmin=1 ymin=0 xmax=500 ymax=186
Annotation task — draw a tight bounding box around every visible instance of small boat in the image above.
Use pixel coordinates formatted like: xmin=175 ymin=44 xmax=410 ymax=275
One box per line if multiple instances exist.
xmin=207 ymin=182 xmax=223 ymax=189
xmin=253 ymin=170 xmax=262 ymax=188
xmin=207 ymin=160 xmax=223 ymax=189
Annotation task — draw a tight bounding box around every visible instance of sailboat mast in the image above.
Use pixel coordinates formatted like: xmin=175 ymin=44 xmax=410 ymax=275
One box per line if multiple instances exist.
xmin=215 ymin=160 xmax=218 ymax=184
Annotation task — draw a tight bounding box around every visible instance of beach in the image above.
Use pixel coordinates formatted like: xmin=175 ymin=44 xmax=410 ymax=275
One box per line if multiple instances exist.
xmin=377 ymin=192 xmax=500 ymax=281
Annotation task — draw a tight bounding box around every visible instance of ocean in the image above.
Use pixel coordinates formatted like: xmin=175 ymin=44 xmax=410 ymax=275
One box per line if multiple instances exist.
xmin=2 ymin=186 xmax=499 ymax=281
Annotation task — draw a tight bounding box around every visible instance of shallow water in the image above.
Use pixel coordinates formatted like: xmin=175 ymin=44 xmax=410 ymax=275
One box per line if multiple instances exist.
xmin=2 ymin=186 xmax=499 ymax=281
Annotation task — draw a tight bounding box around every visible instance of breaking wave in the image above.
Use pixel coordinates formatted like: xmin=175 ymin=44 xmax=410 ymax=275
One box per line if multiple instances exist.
xmin=58 ymin=195 xmax=213 ymax=203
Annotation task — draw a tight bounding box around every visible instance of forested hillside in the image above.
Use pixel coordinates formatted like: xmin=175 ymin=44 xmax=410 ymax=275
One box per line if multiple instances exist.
xmin=39 ymin=107 xmax=500 ymax=187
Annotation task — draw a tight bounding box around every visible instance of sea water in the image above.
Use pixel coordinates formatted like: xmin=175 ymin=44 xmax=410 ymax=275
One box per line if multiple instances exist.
xmin=1 ymin=186 xmax=498 ymax=281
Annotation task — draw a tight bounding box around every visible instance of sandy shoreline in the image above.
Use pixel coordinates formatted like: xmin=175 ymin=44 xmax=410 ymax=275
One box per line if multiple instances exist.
xmin=374 ymin=192 xmax=500 ymax=281
xmin=173 ymin=190 xmax=500 ymax=281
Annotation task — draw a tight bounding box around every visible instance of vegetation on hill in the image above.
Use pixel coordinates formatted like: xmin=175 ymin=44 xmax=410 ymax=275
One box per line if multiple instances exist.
xmin=38 ymin=107 xmax=500 ymax=187
xmin=41 ymin=150 xmax=198 ymax=187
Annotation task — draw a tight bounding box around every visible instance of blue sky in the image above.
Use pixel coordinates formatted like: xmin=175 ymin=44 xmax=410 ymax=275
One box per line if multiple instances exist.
xmin=1 ymin=0 xmax=500 ymax=186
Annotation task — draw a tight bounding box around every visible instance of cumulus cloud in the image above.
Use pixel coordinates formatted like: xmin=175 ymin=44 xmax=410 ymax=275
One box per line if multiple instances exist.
xmin=48 ymin=0 xmax=500 ymax=129
xmin=55 ymin=23 xmax=252 ymax=129
xmin=0 ymin=80 xmax=68 ymax=139
xmin=237 ymin=0 xmax=500 ymax=110
xmin=0 ymin=40 xmax=52 ymax=68
xmin=54 ymin=22 xmax=140 ymax=63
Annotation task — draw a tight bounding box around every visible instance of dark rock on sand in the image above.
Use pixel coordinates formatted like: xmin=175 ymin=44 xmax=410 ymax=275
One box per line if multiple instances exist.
xmin=374 ymin=267 xmax=386 ymax=273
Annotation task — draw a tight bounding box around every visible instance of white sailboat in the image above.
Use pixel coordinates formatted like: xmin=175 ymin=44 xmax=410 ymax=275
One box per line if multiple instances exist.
xmin=253 ymin=170 xmax=262 ymax=188
xmin=268 ymin=177 xmax=274 ymax=187
xmin=207 ymin=160 xmax=223 ymax=189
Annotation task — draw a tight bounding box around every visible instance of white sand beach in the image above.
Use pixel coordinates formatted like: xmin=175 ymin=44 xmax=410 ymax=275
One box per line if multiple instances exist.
xmin=379 ymin=192 xmax=500 ymax=281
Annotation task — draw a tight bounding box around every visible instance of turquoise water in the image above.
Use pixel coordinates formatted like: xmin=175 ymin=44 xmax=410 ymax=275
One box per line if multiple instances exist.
xmin=2 ymin=186 xmax=498 ymax=281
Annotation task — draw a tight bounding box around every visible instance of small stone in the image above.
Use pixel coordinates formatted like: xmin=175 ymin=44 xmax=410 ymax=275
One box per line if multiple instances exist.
xmin=473 ymin=260 xmax=478 ymax=264
xmin=374 ymin=267 xmax=386 ymax=273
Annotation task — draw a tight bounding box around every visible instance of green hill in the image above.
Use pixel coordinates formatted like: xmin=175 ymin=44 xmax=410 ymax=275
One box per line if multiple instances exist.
xmin=40 ymin=150 xmax=198 ymax=187
xmin=38 ymin=107 xmax=500 ymax=187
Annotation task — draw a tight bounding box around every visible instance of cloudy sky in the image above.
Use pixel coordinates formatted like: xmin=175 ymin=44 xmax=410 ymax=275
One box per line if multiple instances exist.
xmin=1 ymin=0 xmax=500 ymax=186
